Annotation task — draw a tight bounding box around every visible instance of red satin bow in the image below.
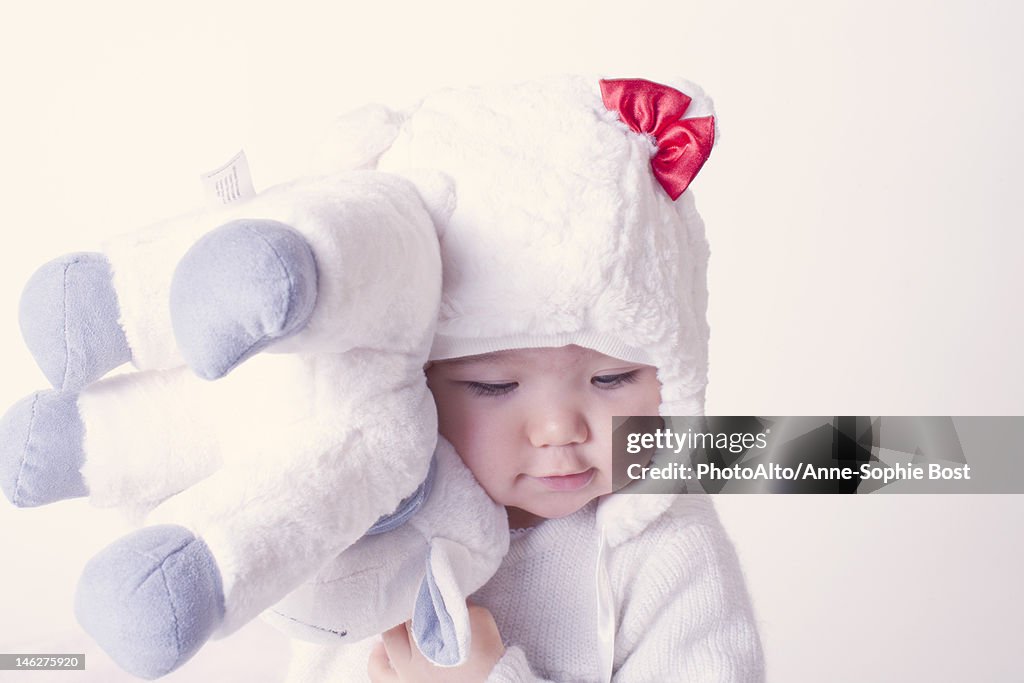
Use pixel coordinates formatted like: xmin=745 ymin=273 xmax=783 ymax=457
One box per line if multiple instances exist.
xmin=600 ymin=78 xmax=715 ymax=200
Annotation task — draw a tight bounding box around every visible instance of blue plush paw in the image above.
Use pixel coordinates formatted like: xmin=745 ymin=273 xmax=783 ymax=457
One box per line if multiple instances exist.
xmin=19 ymin=252 xmax=131 ymax=391
xmin=170 ymin=219 xmax=318 ymax=380
xmin=75 ymin=525 xmax=225 ymax=680
xmin=0 ymin=390 xmax=87 ymax=507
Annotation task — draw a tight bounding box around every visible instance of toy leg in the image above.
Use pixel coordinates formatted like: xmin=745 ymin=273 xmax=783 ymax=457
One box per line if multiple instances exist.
xmin=144 ymin=353 xmax=438 ymax=634
xmin=18 ymin=253 xmax=130 ymax=391
xmin=101 ymin=174 xmax=440 ymax=373
xmin=0 ymin=366 xmax=230 ymax=510
xmin=0 ymin=389 xmax=87 ymax=506
xmin=165 ymin=176 xmax=444 ymax=379
xmin=267 ymin=439 xmax=508 ymax=658
xmin=17 ymin=219 xmax=319 ymax=390
xmin=73 ymin=396 xmax=431 ymax=678
xmin=75 ymin=524 xmax=224 ymax=679
xmin=74 ymin=366 xmax=229 ymax=508
xmin=169 ymin=219 xmax=317 ymax=380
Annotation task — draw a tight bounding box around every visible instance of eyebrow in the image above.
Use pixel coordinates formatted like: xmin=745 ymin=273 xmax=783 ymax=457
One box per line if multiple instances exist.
xmin=437 ymin=352 xmax=510 ymax=367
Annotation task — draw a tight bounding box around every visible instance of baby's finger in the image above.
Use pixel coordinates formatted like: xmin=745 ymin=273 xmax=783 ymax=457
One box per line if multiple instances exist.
xmin=368 ymin=640 xmax=400 ymax=683
xmin=380 ymin=622 xmax=414 ymax=674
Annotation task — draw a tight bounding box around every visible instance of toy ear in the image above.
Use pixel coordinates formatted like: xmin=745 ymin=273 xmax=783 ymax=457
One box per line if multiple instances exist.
xmin=310 ymin=103 xmax=406 ymax=174
xmin=410 ymin=537 xmax=473 ymax=667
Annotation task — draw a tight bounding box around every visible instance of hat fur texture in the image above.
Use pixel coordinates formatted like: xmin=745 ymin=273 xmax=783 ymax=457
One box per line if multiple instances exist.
xmin=320 ymin=75 xmax=717 ymax=416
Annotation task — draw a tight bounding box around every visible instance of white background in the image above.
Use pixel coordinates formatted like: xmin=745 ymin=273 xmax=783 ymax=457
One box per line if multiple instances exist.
xmin=1 ymin=1 xmax=1022 ymax=681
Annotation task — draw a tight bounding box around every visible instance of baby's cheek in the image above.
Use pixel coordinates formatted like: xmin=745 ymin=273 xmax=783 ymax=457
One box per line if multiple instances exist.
xmin=439 ymin=413 xmax=494 ymax=475
xmin=637 ymin=377 xmax=664 ymax=413
xmin=430 ymin=387 xmax=471 ymax=442
xmin=458 ymin=452 xmax=514 ymax=508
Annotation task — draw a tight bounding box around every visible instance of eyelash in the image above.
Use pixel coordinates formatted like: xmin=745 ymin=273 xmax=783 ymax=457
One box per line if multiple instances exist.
xmin=592 ymin=370 xmax=640 ymax=389
xmin=464 ymin=371 xmax=640 ymax=397
xmin=465 ymin=381 xmax=518 ymax=397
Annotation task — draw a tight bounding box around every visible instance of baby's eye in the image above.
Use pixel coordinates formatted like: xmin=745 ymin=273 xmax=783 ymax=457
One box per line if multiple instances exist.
xmin=465 ymin=381 xmax=518 ymax=397
xmin=592 ymin=370 xmax=640 ymax=389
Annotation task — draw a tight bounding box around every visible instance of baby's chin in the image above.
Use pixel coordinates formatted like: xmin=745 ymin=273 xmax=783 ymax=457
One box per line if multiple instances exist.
xmin=514 ymin=490 xmax=609 ymax=524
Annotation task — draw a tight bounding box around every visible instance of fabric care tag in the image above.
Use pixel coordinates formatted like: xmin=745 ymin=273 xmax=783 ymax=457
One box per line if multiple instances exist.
xmin=200 ymin=150 xmax=256 ymax=206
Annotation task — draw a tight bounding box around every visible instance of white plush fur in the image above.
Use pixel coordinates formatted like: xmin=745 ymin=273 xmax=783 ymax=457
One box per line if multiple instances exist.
xmin=78 ymin=171 xmax=494 ymax=638
xmin=264 ymin=438 xmax=507 ymax=648
xmin=104 ymin=172 xmax=445 ymax=369
xmin=363 ymin=75 xmax=716 ymax=417
xmin=309 ymin=103 xmax=406 ymax=174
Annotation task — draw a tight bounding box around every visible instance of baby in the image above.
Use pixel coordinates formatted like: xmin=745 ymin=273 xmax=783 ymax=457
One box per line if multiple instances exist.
xmin=296 ymin=76 xmax=766 ymax=682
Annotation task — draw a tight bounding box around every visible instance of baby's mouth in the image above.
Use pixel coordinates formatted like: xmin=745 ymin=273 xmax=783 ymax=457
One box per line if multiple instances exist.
xmin=532 ymin=468 xmax=596 ymax=492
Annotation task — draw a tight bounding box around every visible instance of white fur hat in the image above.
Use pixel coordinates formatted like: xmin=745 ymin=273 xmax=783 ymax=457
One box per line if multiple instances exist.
xmin=316 ymin=75 xmax=717 ymax=416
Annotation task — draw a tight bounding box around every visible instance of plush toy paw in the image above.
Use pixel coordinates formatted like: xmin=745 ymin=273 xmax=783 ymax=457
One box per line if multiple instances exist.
xmin=18 ymin=252 xmax=130 ymax=391
xmin=0 ymin=389 xmax=87 ymax=507
xmin=169 ymin=219 xmax=318 ymax=380
xmin=75 ymin=524 xmax=225 ymax=680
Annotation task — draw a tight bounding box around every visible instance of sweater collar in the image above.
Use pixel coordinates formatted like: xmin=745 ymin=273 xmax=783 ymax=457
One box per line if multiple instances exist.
xmin=595 ymin=493 xmax=676 ymax=548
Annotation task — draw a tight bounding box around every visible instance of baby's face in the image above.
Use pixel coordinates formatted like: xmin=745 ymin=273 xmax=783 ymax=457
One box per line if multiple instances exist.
xmin=426 ymin=345 xmax=661 ymax=527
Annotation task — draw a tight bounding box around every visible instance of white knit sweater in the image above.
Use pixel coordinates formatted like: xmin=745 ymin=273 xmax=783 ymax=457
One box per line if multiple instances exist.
xmin=286 ymin=494 xmax=765 ymax=682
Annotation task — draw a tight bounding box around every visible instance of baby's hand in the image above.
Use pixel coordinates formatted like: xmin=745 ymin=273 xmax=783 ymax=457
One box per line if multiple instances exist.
xmin=368 ymin=603 xmax=505 ymax=683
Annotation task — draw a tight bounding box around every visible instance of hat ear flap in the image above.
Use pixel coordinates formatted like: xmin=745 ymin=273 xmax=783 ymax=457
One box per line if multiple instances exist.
xmin=310 ymin=103 xmax=406 ymax=174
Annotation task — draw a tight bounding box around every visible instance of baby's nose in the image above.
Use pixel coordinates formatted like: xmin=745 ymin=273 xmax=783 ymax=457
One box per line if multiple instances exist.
xmin=527 ymin=405 xmax=589 ymax=448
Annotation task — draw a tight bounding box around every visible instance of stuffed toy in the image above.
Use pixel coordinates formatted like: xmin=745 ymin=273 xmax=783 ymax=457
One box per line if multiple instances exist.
xmin=0 ymin=168 xmax=509 ymax=678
